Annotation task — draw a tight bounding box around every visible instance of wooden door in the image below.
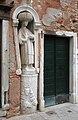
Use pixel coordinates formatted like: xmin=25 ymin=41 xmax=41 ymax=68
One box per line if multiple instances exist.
xmin=44 ymin=35 xmax=69 ymax=107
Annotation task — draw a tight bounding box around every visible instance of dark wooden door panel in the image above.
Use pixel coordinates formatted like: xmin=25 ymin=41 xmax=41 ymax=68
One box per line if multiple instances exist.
xmin=44 ymin=36 xmax=55 ymax=101
xmin=56 ymin=37 xmax=69 ymax=97
xmin=44 ymin=35 xmax=69 ymax=107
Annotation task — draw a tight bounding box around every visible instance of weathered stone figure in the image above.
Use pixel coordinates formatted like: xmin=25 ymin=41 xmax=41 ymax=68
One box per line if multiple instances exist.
xmin=18 ymin=12 xmax=37 ymax=113
xmin=18 ymin=12 xmax=34 ymax=71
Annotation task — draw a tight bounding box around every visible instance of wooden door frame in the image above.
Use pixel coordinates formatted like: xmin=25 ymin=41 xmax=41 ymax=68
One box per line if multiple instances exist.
xmin=39 ymin=30 xmax=77 ymax=111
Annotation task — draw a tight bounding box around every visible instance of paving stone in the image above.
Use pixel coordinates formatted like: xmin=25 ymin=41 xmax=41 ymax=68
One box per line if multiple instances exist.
xmin=8 ymin=116 xmax=32 ymax=120
xmin=54 ymin=105 xmax=77 ymax=117
xmin=29 ymin=113 xmax=44 ymax=120
xmin=68 ymin=113 xmax=78 ymax=120
xmin=39 ymin=111 xmax=58 ymax=120
xmin=47 ymin=116 xmax=61 ymax=120
xmin=6 ymin=103 xmax=78 ymax=120
xmin=39 ymin=112 xmax=51 ymax=120
xmin=55 ymin=109 xmax=66 ymax=117
xmin=67 ymin=105 xmax=78 ymax=113
xmin=60 ymin=116 xmax=73 ymax=120
xmin=60 ymin=114 xmax=78 ymax=120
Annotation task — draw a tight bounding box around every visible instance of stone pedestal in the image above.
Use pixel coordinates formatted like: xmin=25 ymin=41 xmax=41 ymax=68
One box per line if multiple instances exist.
xmin=21 ymin=67 xmax=38 ymax=114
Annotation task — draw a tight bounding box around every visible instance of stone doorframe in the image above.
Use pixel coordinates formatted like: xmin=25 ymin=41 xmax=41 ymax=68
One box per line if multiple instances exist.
xmin=0 ymin=20 xmax=9 ymax=116
xmin=39 ymin=30 xmax=78 ymax=111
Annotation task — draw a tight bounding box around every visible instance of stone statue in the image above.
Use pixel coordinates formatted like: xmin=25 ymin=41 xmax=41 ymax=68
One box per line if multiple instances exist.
xmin=18 ymin=12 xmax=34 ymax=72
xmin=18 ymin=12 xmax=37 ymax=112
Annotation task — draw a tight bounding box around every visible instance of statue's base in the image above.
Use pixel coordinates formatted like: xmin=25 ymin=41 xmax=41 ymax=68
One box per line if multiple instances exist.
xmin=21 ymin=106 xmax=37 ymax=114
xmin=21 ymin=68 xmax=38 ymax=114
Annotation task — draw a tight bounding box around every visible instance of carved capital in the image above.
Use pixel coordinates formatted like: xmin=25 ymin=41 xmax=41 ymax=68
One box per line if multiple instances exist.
xmin=34 ymin=22 xmax=41 ymax=30
xmin=13 ymin=19 xmax=19 ymax=27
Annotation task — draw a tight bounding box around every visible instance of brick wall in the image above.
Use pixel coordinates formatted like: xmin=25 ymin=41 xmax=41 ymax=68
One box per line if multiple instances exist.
xmin=33 ymin=0 xmax=78 ymax=32
xmin=7 ymin=9 xmax=21 ymax=117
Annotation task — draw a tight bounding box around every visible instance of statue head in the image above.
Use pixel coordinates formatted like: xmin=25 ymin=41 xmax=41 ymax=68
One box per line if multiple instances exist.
xmin=21 ymin=21 xmax=28 ymax=27
xmin=18 ymin=12 xmax=33 ymax=23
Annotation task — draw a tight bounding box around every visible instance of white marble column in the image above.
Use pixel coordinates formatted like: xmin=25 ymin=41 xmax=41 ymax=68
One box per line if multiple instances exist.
xmin=2 ymin=20 xmax=9 ymax=111
xmin=13 ymin=19 xmax=21 ymax=75
xmin=38 ymin=29 xmax=45 ymax=111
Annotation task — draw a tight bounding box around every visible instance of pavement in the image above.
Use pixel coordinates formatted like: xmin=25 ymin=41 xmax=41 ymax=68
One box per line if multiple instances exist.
xmin=1 ymin=103 xmax=78 ymax=120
